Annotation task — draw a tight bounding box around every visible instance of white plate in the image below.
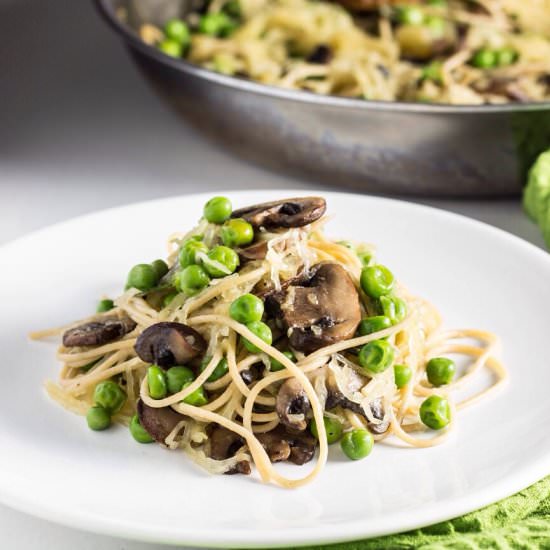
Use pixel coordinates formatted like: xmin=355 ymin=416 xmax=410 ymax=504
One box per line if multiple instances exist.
xmin=1 ymin=190 xmax=549 ymax=548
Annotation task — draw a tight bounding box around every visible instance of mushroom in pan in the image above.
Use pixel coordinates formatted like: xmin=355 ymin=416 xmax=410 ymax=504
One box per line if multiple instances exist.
xmin=134 ymin=322 xmax=206 ymax=368
xmin=257 ymin=425 xmax=317 ymax=465
xmin=137 ymin=399 xmax=186 ymax=445
xmin=63 ymin=316 xmax=137 ymax=347
xmin=265 ymin=262 xmax=361 ymax=354
xmin=208 ymin=425 xmax=251 ymax=475
xmin=231 ymin=197 xmax=326 ymax=229
xmin=276 ymin=378 xmax=311 ymax=431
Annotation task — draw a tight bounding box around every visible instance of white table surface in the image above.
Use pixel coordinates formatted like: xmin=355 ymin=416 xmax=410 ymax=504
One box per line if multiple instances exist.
xmin=0 ymin=0 xmax=546 ymax=548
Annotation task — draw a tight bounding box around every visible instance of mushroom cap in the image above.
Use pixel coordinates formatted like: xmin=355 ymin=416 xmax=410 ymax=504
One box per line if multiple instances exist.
xmin=208 ymin=425 xmax=251 ymax=475
xmin=137 ymin=399 xmax=185 ymax=445
xmin=231 ymin=197 xmax=326 ymax=230
xmin=266 ymin=263 xmax=361 ymax=354
xmin=276 ymin=378 xmax=311 ymax=431
xmin=257 ymin=425 xmax=317 ymax=465
xmin=134 ymin=322 xmax=206 ymax=368
xmin=62 ymin=316 xmax=136 ymax=347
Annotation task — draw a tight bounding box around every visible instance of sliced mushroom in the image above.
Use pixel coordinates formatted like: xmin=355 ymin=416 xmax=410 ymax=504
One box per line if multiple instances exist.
xmin=63 ymin=316 xmax=137 ymax=347
xmin=231 ymin=197 xmax=326 ymax=229
xmin=137 ymin=399 xmax=185 ymax=445
xmin=208 ymin=425 xmax=251 ymax=475
xmin=307 ymin=45 xmax=333 ymax=64
xmin=238 ymin=241 xmax=268 ymax=262
xmin=134 ymin=322 xmax=206 ymax=368
xmin=276 ymin=378 xmax=311 ymax=431
xmin=256 ymin=425 xmax=317 ymax=465
xmin=265 ymin=263 xmax=361 ymax=354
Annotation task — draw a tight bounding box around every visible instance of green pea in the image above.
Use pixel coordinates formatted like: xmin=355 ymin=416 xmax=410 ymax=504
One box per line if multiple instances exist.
xmin=166 ymin=366 xmax=195 ymax=394
xmin=425 ymin=15 xmax=446 ymax=35
xmin=379 ymin=295 xmax=407 ymax=324
xmin=420 ymin=395 xmax=451 ymax=430
xmin=360 ymin=265 xmax=395 ymax=298
xmin=129 ymin=414 xmax=153 ymax=443
xmin=158 ymin=39 xmax=182 ymax=58
xmin=179 ymin=239 xmax=209 ymax=268
xmin=198 ymin=12 xmax=236 ymax=37
xmin=270 ymin=350 xmax=295 ymax=372
xmin=310 ymin=416 xmax=343 ymax=444
xmin=151 ymin=259 xmax=169 ymax=280
xmin=422 ymin=61 xmax=443 ymax=83
xmin=182 ymin=383 xmax=209 ymax=406
xmin=147 ymin=365 xmax=168 ymax=399
xmin=242 ymin=321 xmax=272 ymax=353
xmin=394 ymin=364 xmax=412 ymax=389
xmin=86 ymin=405 xmax=111 ymax=431
xmin=358 ymin=315 xmax=392 ymax=336
xmin=496 ymin=47 xmax=518 ymax=67
xmin=358 ymin=339 xmax=395 ymax=374
xmin=127 ymin=263 xmax=157 ymax=291
xmin=204 ymin=245 xmax=239 ymax=278
xmin=396 ymin=5 xmax=425 ymax=25
xmin=176 ymin=265 xmax=210 ymax=295
xmin=93 ymin=380 xmax=127 ymax=414
xmin=229 ymin=293 xmax=264 ymax=323
xmin=426 ymin=357 xmax=456 ymax=387
xmin=97 ymin=299 xmax=114 ymax=313
xmin=203 ymin=196 xmax=232 ymax=223
xmin=220 ymin=218 xmax=254 ymax=247
xmin=162 ymin=291 xmax=178 ymax=308
xmin=200 ymin=356 xmax=229 ymax=382
xmin=81 ymin=359 xmax=99 ymax=372
xmin=340 ymin=428 xmax=374 ymax=460
xmin=471 ymin=48 xmax=498 ymax=69
xmin=164 ymin=18 xmax=190 ymax=46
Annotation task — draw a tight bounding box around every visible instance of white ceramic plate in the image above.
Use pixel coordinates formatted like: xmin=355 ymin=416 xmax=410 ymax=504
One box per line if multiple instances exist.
xmin=1 ymin=190 xmax=549 ymax=548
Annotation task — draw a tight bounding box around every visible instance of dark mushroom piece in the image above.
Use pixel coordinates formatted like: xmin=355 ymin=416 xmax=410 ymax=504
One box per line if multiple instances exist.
xmin=276 ymin=378 xmax=311 ymax=431
xmin=307 ymin=45 xmax=333 ymax=64
xmin=137 ymin=399 xmax=186 ymax=445
xmin=238 ymin=241 xmax=268 ymax=262
xmin=63 ymin=316 xmax=137 ymax=347
xmin=231 ymin=197 xmax=326 ymax=230
xmin=208 ymin=425 xmax=251 ymax=475
xmin=257 ymin=425 xmax=317 ymax=465
xmin=265 ymin=262 xmax=361 ymax=354
xmin=134 ymin=322 xmax=206 ymax=368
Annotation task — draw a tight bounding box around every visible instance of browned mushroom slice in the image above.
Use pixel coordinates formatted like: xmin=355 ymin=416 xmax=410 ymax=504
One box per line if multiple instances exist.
xmin=276 ymin=378 xmax=311 ymax=431
xmin=231 ymin=197 xmax=326 ymax=229
xmin=238 ymin=241 xmax=268 ymax=262
xmin=137 ymin=399 xmax=185 ymax=445
xmin=256 ymin=427 xmax=291 ymax=463
xmin=208 ymin=425 xmax=251 ymax=475
xmin=134 ymin=322 xmax=206 ymax=368
xmin=265 ymin=263 xmax=361 ymax=354
xmin=256 ymin=425 xmax=317 ymax=465
xmin=63 ymin=316 xmax=137 ymax=347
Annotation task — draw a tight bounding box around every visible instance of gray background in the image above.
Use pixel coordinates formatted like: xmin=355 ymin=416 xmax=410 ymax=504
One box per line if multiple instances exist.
xmin=0 ymin=0 xmax=545 ymax=548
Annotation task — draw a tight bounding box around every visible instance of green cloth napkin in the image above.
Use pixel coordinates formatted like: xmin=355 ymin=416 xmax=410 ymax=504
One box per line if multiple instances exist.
xmin=299 ymin=476 xmax=550 ymax=550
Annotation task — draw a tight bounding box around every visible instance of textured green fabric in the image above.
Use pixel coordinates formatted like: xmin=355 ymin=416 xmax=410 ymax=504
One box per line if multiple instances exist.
xmin=299 ymin=477 xmax=550 ymax=550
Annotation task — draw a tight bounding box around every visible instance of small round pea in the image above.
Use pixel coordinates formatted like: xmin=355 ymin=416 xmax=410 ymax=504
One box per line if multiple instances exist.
xmin=358 ymin=315 xmax=392 ymax=336
xmin=204 ymin=245 xmax=239 ymax=278
xmin=310 ymin=416 xmax=343 ymax=444
xmin=162 ymin=291 xmax=178 ymax=308
xmin=496 ymin=47 xmax=518 ymax=67
xmin=151 ymin=259 xmax=169 ymax=280
xmin=360 ymin=265 xmax=395 ymax=298
xmin=270 ymin=350 xmax=295 ymax=372
xmin=394 ymin=364 xmax=412 ymax=389
xmin=198 ymin=12 xmax=235 ymax=37
xmin=425 ymin=15 xmax=446 ymax=35
xmin=420 ymin=395 xmax=451 ymax=430
xmin=86 ymin=405 xmax=111 ymax=431
xmin=127 ymin=263 xmax=157 ymax=291
xmin=179 ymin=239 xmax=209 ymax=268
xmin=200 ymin=356 xmax=229 ymax=382
xmin=147 ymin=365 xmax=168 ymax=399
xmin=422 ymin=61 xmax=443 ymax=83
xmin=396 ymin=5 xmax=425 ymax=25
xmin=203 ymin=196 xmax=232 ymax=224
xmin=166 ymin=366 xmax=195 ymax=394
xmin=340 ymin=429 xmax=374 ymax=460
xmin=129 ymin=414 xmax=153 ymax=443
xmin=426 ymin=357 xmax=456 ymax=387
xmin=176 ymin=265 xmax=210 ymax=296
xmin=471 ymin=48 xmax=497 ymax=69
xmin=97 ymin=298 xmax=114 ymax=313
xmin=158 ymin=39 xmax=182 ymax=58
xmin=358 ymin=339 xmax=395 ymax=374
xmin=182 ymin=384 xmax=209 ymax=406
xmin=220 ymin=218 xmax=254 ymax=247
xmin=93 ymin=380 xmax=127 ymax=414
xmin=164 ymin=18 xmax=190 ymax=46
xmin=242 ymin=321 xmax=272 ymax=353
xmin=379 ymin=295 xmax=407 ymax=324
xmin=229 ymin=293 xmax=264 ymax=324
